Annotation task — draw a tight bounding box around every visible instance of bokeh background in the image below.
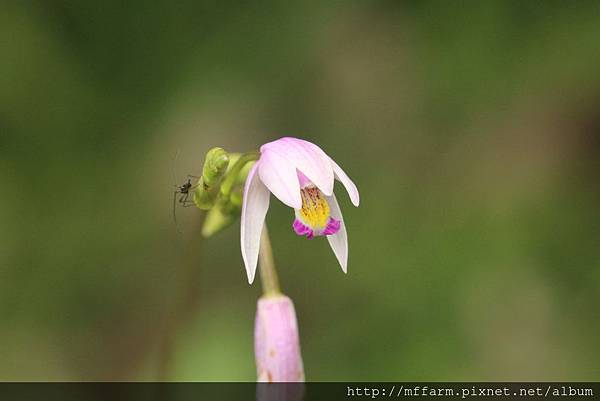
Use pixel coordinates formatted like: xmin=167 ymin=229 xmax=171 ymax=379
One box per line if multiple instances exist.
xmin=1 ymin=1 xmax=599 ymax=381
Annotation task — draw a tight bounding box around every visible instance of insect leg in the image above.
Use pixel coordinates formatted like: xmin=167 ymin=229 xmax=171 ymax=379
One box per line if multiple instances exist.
xmin=172 ymin=191 xmax=182 ymax=234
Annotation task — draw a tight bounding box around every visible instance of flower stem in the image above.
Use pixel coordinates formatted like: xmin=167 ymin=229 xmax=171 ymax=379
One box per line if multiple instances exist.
xmin=259 ymin=225 xmax=281 ymax=296
xmin=220 ymin=151 xmax=259 ymax=198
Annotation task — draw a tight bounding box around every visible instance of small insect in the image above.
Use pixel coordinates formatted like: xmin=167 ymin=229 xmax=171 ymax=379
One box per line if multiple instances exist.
xmin=174 ymin=177 xmax=196 ymax=205
xmin=172 ymin=150 xmax=199 ymax=233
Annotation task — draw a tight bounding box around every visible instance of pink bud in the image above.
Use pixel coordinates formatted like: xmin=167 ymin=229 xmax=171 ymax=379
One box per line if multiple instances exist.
xmin=254 ymin=295 xmax=305 ymax=382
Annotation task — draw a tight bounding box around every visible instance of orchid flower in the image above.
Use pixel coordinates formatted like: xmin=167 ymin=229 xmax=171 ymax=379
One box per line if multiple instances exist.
xmin=241 ymin=137 xmax=360 ymax=283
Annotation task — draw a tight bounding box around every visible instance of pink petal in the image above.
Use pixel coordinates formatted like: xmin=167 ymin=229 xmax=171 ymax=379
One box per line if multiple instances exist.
xmin=258 ymin=149 xmax=302 ymax=209
xmin=261 ymin=137 xmax=334 ymax=195
xmin=255 ymin=295 xmax=305 ymax=382
xmin=325 ymin=194 xmax=348 ymax=273
xmin=330 ymin=157 xmax=360 ymax=207
xmin=296 ymin=170 xmax=312 ymax=188
xmin=241 ymin=162 xmax=270 ymax=284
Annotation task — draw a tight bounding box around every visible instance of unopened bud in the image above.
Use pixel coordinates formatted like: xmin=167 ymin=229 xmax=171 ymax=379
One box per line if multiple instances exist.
xmin=201 ymin=204 xmax=235 ymax=237
xmin=203 ymin=147 xmax=230 ymax=187
xmin=193 ymin=147 xmax=230 ymax=210
xmin=255 ymin=295 xmax=305 ymax=382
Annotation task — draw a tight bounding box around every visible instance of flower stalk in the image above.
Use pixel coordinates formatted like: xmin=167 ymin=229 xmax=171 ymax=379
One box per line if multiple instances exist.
xmin=254 ymin=225 xmax=304 ymax=382
xmin=258 ymin=226 xmax=281 ymax=297
xmin=220 ymin=151 xmax=260 ymax=198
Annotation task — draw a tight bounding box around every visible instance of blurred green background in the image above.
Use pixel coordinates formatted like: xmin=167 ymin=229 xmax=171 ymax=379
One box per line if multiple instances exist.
xmin=1 ymin=1 xmax=599 ymax=381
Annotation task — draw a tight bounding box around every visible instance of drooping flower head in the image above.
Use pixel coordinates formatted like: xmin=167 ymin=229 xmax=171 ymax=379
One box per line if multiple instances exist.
xmin=241 ymin=137 xmax=360 ymax=283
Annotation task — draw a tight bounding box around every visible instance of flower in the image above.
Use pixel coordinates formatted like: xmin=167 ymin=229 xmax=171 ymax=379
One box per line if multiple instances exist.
xmin=254 ymin=295 xmax=305 ymax=382
xmin=241 ymin=137 xmax=360 ymax=283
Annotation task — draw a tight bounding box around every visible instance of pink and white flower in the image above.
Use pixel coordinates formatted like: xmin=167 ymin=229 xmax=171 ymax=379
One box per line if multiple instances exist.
xmin=241 ymin=137 xmax=360 ymax=283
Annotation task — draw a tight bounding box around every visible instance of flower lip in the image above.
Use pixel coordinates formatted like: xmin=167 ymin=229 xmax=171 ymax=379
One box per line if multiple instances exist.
xmin=294 ymin=186 xmax=336 ymax=234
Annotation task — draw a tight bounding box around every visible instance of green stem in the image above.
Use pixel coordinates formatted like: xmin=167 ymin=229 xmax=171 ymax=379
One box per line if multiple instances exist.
xmin=220 ymin=151 xmax=259 ymax=198
xmin=259 ymin=225 xmax=281 ymax=296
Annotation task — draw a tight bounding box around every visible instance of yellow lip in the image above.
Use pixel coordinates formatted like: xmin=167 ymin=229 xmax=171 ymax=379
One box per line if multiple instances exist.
xmin=297 ymin=187 xmax=330 ymax=229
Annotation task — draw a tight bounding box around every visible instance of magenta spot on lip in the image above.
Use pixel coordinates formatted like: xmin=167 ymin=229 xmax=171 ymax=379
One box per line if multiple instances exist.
xmin=292 ymin=218 xmax=314 ymax=239
xmin=292 ymin=217 xmax=339 ymax=239
xmin=322 ymin=218 xmax=341 ymax=235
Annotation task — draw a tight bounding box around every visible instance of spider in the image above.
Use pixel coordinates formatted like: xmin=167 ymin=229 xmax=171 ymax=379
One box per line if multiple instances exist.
xmin=171 ymin=149 xmax=201 ymax=233
xmin=172 ymin=175 xmax=199 ymax=232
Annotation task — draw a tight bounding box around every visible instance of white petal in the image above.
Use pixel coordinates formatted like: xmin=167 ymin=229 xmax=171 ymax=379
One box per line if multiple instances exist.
xmin=241 ymin=163 xmax=270 ymax=284
xmin=279 ymin=137 xmax=334 ymax=195
xmin=258 ymin=149 xmax=302 ymax=209
xmin=261 ymin=137 xmax=335 ymax=196
xmin=330 ymin=158 xmax=360 ymax=207
xmin=326 ymin=193 xmax=348 ymax=273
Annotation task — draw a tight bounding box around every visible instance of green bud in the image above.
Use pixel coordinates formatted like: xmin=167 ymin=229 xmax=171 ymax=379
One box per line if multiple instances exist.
xmin=229 ymin=188 xmax=243 ymax=209
xmin=201 ymin=204 xmax=235 ymax=237
xmin=201 ymin=186 xmax=243 ymax=237
xmin=194 ymin=149 xmax=259 ymax=235
xmin=203 ymin=147 xmax=230 ymax=187
xmin=193 ymin=147 xmax=230 ymax=210
xmin=193 ymin=180 xmax=217 ymax=210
